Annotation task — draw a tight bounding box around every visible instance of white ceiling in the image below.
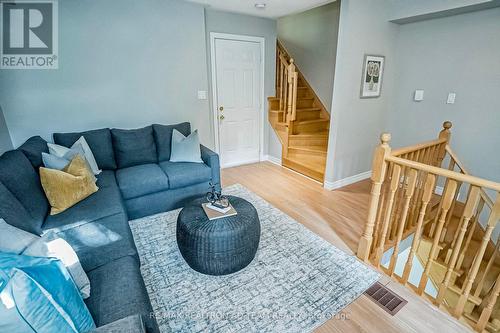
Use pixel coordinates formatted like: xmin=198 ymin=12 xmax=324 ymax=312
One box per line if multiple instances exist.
xmin=185 ymin=0 xmax=336 ymax=18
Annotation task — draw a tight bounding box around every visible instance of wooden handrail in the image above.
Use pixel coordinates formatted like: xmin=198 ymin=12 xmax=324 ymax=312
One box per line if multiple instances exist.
xmin=275 ymin=40 xmax=298 ymax=126
xmin=446 ymin=145 xmax=495 ymax=209
xmin=385 ymin=156 xmax=500 ymax=192
xmin=392 ymin=138 xmax=447 ymax=157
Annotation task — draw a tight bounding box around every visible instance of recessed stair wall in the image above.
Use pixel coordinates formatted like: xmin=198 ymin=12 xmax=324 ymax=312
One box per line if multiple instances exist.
xmin=268 ymin=41 xmax=330 ymax=183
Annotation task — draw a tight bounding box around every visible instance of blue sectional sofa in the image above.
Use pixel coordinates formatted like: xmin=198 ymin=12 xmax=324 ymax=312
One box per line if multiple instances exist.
xmin=0 ymin=122 xmax=221 ymax=332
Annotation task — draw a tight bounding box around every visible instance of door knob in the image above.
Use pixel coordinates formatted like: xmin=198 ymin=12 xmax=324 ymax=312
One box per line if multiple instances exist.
xmin=219 ymin=106 xmax=224 ymax=111
xmin=219 ymin=114 xmax=225 ymax=120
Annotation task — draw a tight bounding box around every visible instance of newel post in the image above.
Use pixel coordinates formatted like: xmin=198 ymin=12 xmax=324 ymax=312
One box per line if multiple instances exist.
xmin=437 ymin=121 xmax=452 ymax=167
xmin=286 ymin=59 xmax=295 ymax=125
xmin=357 ymin=133 xmax=392 ymax=262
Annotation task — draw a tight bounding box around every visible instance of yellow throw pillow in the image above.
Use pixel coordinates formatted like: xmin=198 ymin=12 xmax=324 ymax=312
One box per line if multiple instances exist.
xmin=40 ymin=155 xmax=99 ymax=215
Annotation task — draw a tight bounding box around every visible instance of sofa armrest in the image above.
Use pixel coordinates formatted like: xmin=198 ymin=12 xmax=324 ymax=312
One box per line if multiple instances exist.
xmin=90 ymin=315 xmax=146 ymax=333
xmin=200 ymin=145 xmax=221 ymax=190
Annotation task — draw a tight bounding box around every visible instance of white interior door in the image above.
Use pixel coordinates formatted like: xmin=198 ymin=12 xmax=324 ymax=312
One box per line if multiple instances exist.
xmin=213 ymin=37 xmax=262 ymax=168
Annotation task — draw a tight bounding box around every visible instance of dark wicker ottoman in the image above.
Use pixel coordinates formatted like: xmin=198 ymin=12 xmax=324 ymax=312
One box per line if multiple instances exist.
xmin=176 ymin=196 xmax=260 ymax=276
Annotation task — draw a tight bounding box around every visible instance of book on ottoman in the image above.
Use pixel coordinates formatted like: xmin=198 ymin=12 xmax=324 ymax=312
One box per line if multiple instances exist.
xmin=202 ymin=203 xmax=237 ymax=220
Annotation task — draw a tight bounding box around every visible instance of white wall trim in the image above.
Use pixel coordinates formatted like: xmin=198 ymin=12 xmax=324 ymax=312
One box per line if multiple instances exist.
xmin=263 ymin=154 xmax=282 ymax=166
xmin=324 ymin=171 xmax=372 ymax=190
xmin=209 ymin=32 xmax=266 ymax=165
xmin=221 ymin=158 xmax=261 ymax=169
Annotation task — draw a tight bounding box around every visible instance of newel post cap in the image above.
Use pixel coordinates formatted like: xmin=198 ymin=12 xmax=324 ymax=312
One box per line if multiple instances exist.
xmin=380 ymin=133 xmax=391 ymax=145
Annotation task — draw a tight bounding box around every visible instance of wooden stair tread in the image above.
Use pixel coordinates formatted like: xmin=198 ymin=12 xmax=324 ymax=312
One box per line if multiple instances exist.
xmin=295 ymin=119 xmax=329 ymax=125
xmin=447 ymin=285 xmax=483 ymax=305
xmin=433 ymin=258 xmax=464 ymax=276
xmin=290 ymin=131 xmax=329 ymax=138
xmin=296 ymin=107 xmax=322 ymax=112
xmin=421 ymin=235 xmax=447 ymax=250
xmin=276 ymin=86 xmax=308 ymax=90
xmin=289 ymin=145 xmax=327 ymax=153
xmin=286 ymin=152 xmax=325 ymax=172
xmin=282 ymin=154 xmax=325 ymax=182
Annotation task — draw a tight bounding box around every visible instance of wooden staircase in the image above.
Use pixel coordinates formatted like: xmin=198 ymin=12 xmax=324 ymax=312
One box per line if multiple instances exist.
xmin=268 ymin=41 xmax=330 ymax=182
xmin=357 ymin=122 xmax=500 ymax=332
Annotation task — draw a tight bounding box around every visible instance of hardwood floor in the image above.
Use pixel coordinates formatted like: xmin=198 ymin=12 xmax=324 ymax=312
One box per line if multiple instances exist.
xmin=221 ymin=161 xmax=473 ymax=333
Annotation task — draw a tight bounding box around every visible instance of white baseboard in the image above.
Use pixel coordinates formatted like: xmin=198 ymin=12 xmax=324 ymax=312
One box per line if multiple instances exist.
xmin=324 ymin=171 xmax=372 ymax=191
xmin=221 ymin=158 xmax=260 ymax=169
xmin=263 ymin=154 xmax=282 ymax=166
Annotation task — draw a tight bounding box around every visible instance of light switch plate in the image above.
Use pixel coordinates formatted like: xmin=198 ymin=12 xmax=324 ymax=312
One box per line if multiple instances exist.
xmin=414 ymin=90 xmax=424 ymax=102
xmin=447 ymin=92 xmax=456 ymax=104
xmin=197 ymin=90 xmax=207 ymax=100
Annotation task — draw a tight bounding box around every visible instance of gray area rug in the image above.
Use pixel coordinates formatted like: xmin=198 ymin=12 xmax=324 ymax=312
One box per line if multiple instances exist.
xmin=129 ymin=184 xmax=379 ymax=333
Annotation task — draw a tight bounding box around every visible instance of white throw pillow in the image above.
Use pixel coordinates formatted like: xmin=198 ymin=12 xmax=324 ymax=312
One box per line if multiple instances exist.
xmin=0 ymin=219 xmax=39 ymax=254
xmin=23 ymin=231 xmax=91 ymax=299
xmin=48 ymin=136 xmax=101 ymax=175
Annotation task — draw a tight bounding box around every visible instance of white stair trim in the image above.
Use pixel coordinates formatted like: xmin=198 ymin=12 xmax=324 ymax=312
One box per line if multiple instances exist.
xmin=324 ymin=171 xmax=372 ymax=190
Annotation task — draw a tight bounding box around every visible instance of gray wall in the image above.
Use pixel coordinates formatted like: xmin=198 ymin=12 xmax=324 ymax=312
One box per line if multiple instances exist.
xmin=204 ymin=9 xmax=279 ymax=158
xmin=277 ymin=1 xmax=340 ymax=114
xmin=387 ymin=7 xmax=500 ymax=183
xmin=325 ymin=0 xmax=399 ymax=184
xmin=389 ymin=0 xmax=498 ymax=21
xmin=0 ymin=0 xmax=212 ymax=148
xmin=0 ymin=106 xmax=13 ymax=153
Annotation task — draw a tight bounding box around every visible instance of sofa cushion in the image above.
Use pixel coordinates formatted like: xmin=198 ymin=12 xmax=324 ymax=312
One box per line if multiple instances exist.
xmin=96 ymin=170 xmax=120 ymax=189
xmin=44 ymin=212 xmax=137 ymax=271
xmin=0 ymin=182 xmax=41 ymax=234
xmin=85 ymin=256 xmax=159 ymax=333
xmin=116 ymin=164 xmax=169 ymax=200
xmin=18 ymin=136 xmax=49 ymax=168
xmin=125 ymin=182 xmax=209 ymax=220
xmin=43 ymin=178 xmax=125 ymax=231
xmin=159 ymin=161 xmax=211 ymax=189
xmin=111 ymin=126 xmax=157 ymax=169
xmin=0 ymin=150 xmax=49 ymax=230
xmin=153 ymin=122 xmax=191 ymax=162
xmin=54 ymin=128 xmax=117 ymax=170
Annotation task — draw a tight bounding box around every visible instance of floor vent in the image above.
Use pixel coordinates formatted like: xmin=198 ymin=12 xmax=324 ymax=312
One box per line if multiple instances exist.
xmin=364 ymin=282 xmax=408 ymax=316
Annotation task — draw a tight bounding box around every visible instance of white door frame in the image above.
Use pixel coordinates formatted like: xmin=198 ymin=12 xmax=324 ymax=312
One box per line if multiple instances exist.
xmin=209 ymin=32 xmax=265 ymax=168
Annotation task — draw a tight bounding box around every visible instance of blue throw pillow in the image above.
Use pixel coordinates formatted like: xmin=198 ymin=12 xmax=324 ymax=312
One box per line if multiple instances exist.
xmin=169 ymin=129 xmax=203 ymax=163
xmin=0 ymin=252 xmax=95 ymax=333
xmin=42 ymin=153 xmax=71 ymax=170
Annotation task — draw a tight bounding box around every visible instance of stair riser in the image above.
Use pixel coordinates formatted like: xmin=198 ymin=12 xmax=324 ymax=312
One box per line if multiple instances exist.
xmin=293 ymin=121 xmax=329 ymax=134
xmin=296 ymin=110 xmax=321 ymax=121
xmin=289 ymin=137 xmax=328 ymax=147
xmin=297 ymin=89 xmax=312 ymax=98
xmin=288 ymin=147 xmax=327 ymax=157
xmin=297 ymin=99 xmax=314 ymax=108
xmin=282 ymin=158 xmax=324 ymax=182
xmin=268 ymin=99 xmax=279 ymax=110
xmin=445 ymin=289 xmax=478 ymax=314
xmin=269 ymin=111 xmax=284 ymax=124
